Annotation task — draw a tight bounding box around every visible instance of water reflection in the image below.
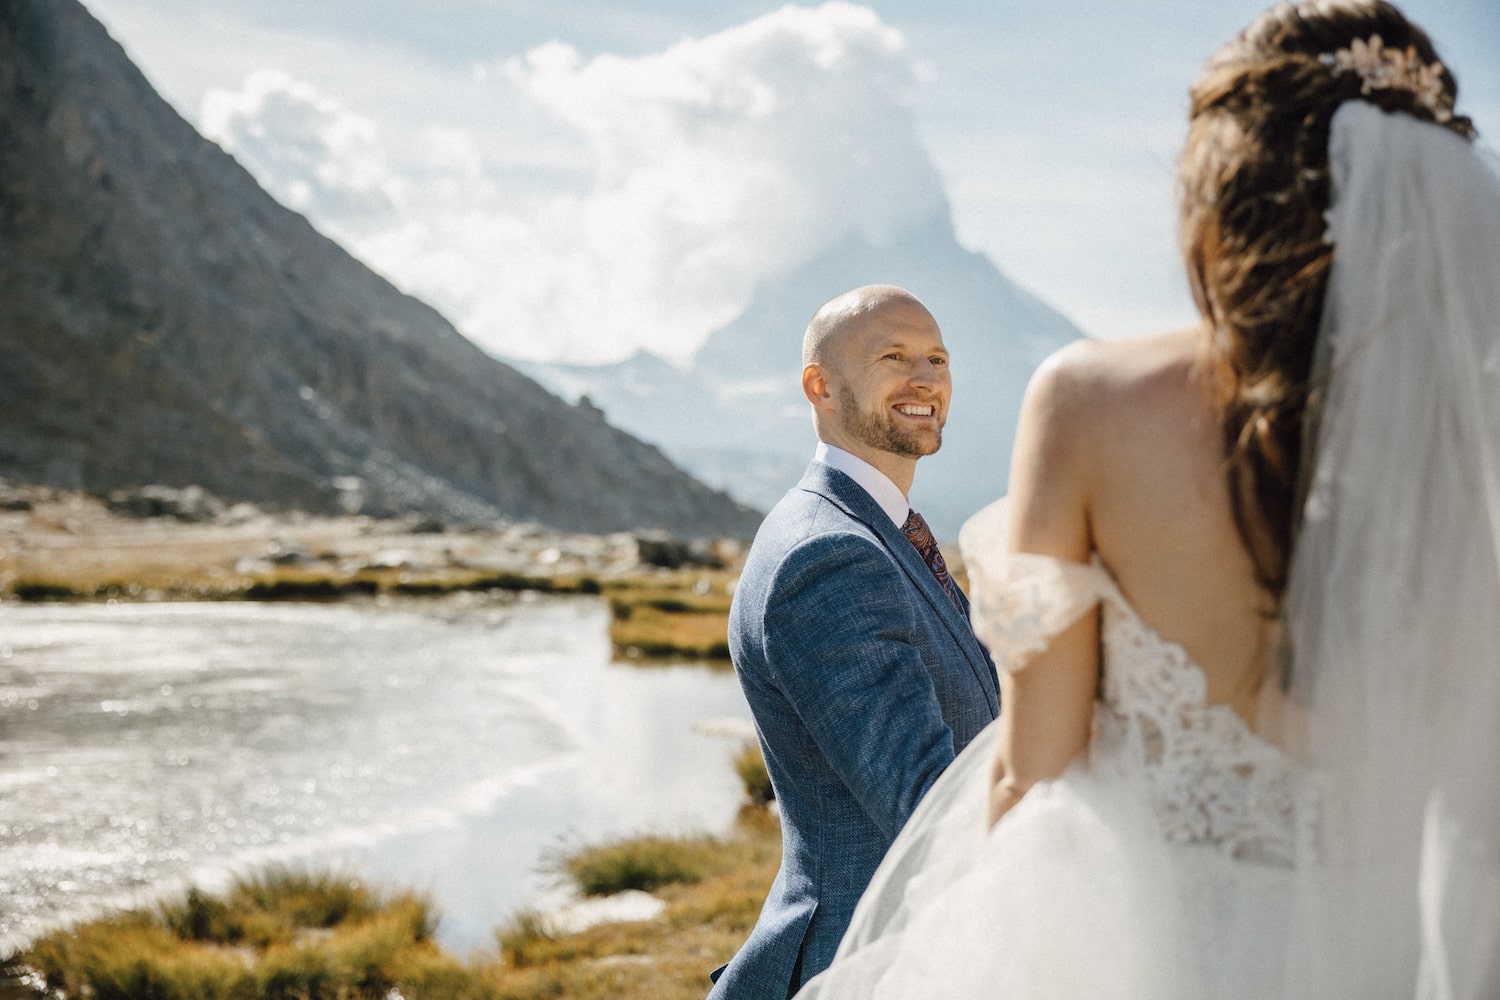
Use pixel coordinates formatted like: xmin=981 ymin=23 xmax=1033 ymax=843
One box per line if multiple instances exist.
xmin=0 ymin=594 xmax=753 ymax=956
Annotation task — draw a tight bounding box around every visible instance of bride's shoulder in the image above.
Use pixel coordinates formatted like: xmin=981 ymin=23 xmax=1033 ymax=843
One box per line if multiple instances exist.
xmin=1033 ymin=328 xmax=1201 ymax=391
xmin=1025 ymin=328 xmax=1205 ymax=431
xmin=1010 ymin=328 xmax=1206 ymax=558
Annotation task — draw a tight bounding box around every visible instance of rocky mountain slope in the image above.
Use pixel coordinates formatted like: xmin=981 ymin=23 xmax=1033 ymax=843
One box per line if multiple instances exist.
xmin=0 ymin=0 xmax=761 ymax=538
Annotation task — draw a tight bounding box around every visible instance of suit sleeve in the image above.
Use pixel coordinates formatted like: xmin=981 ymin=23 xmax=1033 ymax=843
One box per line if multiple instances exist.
xmin=760 ymin=531 xmax=957 ymax=840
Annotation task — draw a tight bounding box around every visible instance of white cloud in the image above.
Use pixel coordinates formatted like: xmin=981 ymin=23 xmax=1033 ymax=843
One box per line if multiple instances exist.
xmin=197 ymin=2 xmax=946 ymax=364
xmin=202 ymin=69 xmax=407 ymax=232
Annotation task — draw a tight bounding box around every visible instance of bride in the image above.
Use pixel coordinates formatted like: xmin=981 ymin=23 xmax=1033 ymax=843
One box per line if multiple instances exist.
xmin=795 ymin=1 xmax=1500 ymax=997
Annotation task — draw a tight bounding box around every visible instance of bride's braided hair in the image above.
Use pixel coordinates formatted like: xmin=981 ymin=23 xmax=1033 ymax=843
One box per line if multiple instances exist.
xmin=1179 ymin=0 xmax=1474 ymax=598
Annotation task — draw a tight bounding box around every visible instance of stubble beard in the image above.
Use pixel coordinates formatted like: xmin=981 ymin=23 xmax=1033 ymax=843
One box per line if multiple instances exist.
xmin=837 ymin=388 xmax=942 ymax=459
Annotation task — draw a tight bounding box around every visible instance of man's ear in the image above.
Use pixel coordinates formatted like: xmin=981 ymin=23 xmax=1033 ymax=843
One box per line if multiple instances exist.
xmin=802 ymin=363 xmax=832 ymax=408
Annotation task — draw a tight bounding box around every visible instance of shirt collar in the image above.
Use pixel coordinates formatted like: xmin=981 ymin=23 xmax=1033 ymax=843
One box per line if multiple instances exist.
xmin=814 ymin=442 xmax=910 ymax=529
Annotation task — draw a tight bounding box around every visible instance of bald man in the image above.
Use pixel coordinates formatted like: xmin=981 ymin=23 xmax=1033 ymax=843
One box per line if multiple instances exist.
xmin=707 ymin=286 xmax=999 ymax=999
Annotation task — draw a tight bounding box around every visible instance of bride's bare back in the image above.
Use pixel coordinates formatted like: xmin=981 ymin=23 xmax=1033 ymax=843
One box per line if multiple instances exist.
xmin=990 ymin=326 xmax=1277 ymax=822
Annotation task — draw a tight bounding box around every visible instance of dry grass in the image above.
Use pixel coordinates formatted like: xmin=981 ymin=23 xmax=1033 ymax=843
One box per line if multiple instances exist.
xmin=553 ymin=834 xmax=725 ymax=897
xmin=8 ymin=813 xmax=783 ymax=1000
xmin=605 ymin=574 xmax=736 ymax=661
xmin=14 ymin=870 xmax=454 ymax=1000
xmin=494 ymin=807 xmax=781 ymax=999
xmin=3 ymin=562 xmax=605 ymax=604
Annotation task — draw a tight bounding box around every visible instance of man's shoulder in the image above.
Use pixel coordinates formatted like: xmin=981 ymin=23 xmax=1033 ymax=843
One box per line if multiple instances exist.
xmin=755 ymin=482 xmax=881 ymax=557
xmin=740 ymin=494 xmax=902 ymax=611
xmin=772 ymin=462 xmax=891 ymax=529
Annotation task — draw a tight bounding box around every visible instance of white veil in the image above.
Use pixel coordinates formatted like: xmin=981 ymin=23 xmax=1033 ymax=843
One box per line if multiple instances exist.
xmin=1283 ymin=101 xmax=1500 ymax=998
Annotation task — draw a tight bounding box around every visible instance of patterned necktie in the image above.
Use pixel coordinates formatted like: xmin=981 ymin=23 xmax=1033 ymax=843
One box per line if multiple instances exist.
xmin=902 ymin=508 xmax=960 ymax=609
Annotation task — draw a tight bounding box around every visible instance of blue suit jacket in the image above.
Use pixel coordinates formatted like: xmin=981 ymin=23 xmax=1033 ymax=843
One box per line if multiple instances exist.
xmin=708 ymin=461 xmax=999 ymax=999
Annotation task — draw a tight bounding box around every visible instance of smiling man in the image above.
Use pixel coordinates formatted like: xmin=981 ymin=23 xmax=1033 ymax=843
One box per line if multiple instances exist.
xmin=707 ymin=285 xmax=999 ymax=999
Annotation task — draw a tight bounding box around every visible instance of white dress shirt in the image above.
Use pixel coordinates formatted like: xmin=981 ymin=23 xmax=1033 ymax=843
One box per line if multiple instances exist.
xmin=814 ymin=442 xmax=909 ymax=529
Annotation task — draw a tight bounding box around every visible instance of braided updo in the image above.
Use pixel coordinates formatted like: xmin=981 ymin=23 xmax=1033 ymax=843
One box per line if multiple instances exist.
xmin=1180 ymin=0 xmax=1475 ymax=598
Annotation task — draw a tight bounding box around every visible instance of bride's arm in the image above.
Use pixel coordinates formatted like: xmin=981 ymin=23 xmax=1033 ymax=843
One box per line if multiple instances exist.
xmin=988 ymin=343 xmax=1102 ymax=826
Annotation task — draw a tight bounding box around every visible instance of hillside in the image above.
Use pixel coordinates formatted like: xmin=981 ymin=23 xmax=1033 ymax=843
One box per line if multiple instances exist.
xmin=0 ymin=0 xmax=761 ymax=538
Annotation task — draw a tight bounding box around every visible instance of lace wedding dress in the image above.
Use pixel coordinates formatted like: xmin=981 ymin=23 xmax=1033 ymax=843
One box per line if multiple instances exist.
xmin=795 ymin=498 xmax=1304 ymax=1000
xmin=798 ymin=101 xmax=1500 ymax=1000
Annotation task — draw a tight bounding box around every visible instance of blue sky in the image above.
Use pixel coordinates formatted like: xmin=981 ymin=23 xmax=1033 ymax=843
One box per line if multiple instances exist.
xmin=81 ymin=1 xmax=1500 ymax=365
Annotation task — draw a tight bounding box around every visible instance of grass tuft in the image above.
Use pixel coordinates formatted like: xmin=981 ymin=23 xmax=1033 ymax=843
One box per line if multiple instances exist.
xmin=243 ymin=577 xmax=379 ymax=600
xmin=462 ymin=572 xmax=556 ymax=593
xmin=18 ymin=868 xmax=447 ymax=1000
xmin=732 ymin=742 xmax=775 ymax=805
xmin=11 ymin=580 xmax=85 ymax=601
xmin=496 ymin=909 xmax=555 ymax=969
xmin=555 ymin=834 xmax=724 ymax=897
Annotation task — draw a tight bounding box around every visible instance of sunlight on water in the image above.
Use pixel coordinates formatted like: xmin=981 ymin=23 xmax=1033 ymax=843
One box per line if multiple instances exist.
xmin=0 ymin=595 xmax=752 ymax=955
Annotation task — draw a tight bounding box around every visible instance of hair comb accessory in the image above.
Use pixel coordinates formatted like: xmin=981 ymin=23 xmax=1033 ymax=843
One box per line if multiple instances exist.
xmin=1321 ymin=35 xmax=1453 ymax=122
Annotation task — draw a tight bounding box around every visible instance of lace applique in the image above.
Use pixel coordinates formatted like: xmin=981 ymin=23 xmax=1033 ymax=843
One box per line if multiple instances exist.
xmin=1090 ymin=579 xmax=1300 ymax=866
xmin=960 ymin=501 xmax=1301 ymax=865
xmin=966 ymin=551 xmax=1111 ymax=671
xmin=958 ymin=499 xmax=1110 ymax=672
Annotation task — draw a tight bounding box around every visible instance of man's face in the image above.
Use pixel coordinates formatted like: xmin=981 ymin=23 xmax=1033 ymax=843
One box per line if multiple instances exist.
xmin=827 ymin=301 xmax=951 ymax=461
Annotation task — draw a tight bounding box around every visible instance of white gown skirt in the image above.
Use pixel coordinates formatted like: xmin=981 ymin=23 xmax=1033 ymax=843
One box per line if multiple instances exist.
xmin=795 ymin=722 xmax=1294 ymax=1000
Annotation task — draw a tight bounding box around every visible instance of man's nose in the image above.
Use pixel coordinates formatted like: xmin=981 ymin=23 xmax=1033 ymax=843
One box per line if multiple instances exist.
xmin=907 ymin=358 xmax=941 ymax=388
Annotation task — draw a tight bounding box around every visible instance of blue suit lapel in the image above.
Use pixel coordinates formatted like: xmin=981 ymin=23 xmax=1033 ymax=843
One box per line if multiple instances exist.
xmin=798 ymin=463 xmax=999 ymax=712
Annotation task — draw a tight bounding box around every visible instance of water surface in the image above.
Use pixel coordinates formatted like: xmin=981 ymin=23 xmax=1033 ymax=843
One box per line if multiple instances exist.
xmin=0 ymin=594 xmax=753 ymax=956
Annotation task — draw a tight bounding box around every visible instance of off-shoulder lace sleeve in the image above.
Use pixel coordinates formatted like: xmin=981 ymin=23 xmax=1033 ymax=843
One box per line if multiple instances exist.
xmin=957 ymin=498 xmax=1111 ymax=672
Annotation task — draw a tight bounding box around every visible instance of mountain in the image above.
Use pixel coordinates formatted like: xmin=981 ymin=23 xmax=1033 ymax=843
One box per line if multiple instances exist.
xmin=0 ymin=0 xmax=761 ymax=539
xmin=520 ymin=213 xmax=1088 ymax=537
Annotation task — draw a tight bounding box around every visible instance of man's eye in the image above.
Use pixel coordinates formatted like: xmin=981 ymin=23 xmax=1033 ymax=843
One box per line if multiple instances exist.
xmin=883 ymin=353 xmax=902 ymax=361
xmin=930 ymin=356 xmax=947 ymax=366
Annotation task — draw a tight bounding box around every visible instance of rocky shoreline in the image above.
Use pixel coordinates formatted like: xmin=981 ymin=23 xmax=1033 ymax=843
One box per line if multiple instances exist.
xmin=0 ymin=481 xmax=745 ymax=602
